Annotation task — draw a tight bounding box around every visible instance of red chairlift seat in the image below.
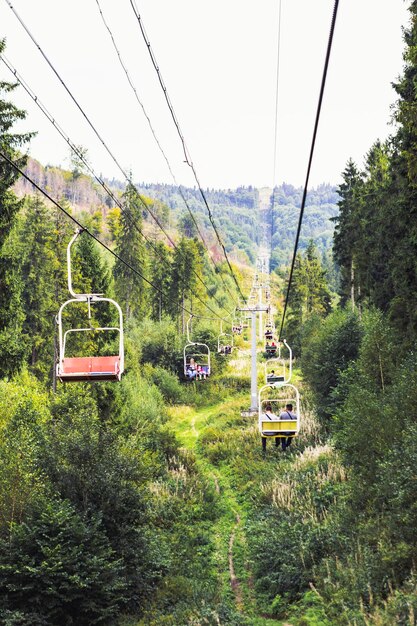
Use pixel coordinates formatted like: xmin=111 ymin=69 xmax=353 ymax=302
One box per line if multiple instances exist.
xmin=59 ymin=355 xmax=121 ymax=382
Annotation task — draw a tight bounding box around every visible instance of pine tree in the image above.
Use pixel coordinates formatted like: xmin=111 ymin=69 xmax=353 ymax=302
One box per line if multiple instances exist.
xmin=0 ymin=40 xmax=34 ymax=248
xmin=286 ymin=242 xmax=332 ymax=352
xmin=147 ymin=240 xmax=172 ymax=320
xmin=384 ymin=1 xmax=417 ymax=340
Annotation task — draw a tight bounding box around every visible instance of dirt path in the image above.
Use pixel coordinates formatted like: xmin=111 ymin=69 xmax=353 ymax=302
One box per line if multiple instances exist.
xmin=228 ymin=511 xmax=244 ymax=611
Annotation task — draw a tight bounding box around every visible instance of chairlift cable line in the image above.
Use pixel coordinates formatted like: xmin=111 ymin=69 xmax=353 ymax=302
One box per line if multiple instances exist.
xmin=93 ymin=0 xmax=239 ymax=309
xmin=0 ymin=55 xmax=235 ymax=320
xmin=271 ymin=0 xmax=283 ymax=249
xmin=278 ymin=0 xmax=340 ymax=342
xmin=94 ymin=0 xmax=206 ymax=249
xmin=0 ymin=149 xmax=229 ymax=323
xmin=2 ymin=0 xmax=225 ymax=298
xmin=2 ymin=0 xmax=179 ymax=240
xmin=128 ymin=0 xmax=246 ymax=302
xmin=4 ymin=0 xmax=243 ymax=309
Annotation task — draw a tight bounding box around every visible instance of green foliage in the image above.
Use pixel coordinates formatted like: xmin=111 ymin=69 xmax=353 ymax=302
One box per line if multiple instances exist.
xmin=301 ymin=308 xmax=362 ymax=422
xmin=141 ymin=363 xmax=185 ymax=404
xmin=286 ymin=241 xmax=333 ymax=353
xmin=113 ymin=182 xmax=148 ymax=319
xmin=0 ymin=498 xmax=125 ymax=626
xmin=0 ymin=42 xmax=35 ymax=377
xmin=269 ymin=183 xmax=339 ymax=270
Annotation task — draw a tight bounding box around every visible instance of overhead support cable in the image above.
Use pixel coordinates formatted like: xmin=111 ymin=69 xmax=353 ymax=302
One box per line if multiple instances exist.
xmin=93 ymin=0 xmax=238 ymax=308
xmin=0 ymin=53 xmax=233 ymax=319
xmin=278 ymin=0 xmax=340 ymax=341
xmin=2 ymin=0 xmax=189 ymax=253
xmin=271 ymin=0 xmax=283 ymax=247
xmin=0 ymin=16 xmax=235 ymax=318
xmin=128 ymin=0 xmax=246 ymax=301
xmin=0 ymin=149 xmax=229 ymax=323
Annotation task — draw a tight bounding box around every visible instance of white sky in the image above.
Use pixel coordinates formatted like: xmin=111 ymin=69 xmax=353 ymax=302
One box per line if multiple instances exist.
xmin=0 ymin=0 xmax=410 ymax=190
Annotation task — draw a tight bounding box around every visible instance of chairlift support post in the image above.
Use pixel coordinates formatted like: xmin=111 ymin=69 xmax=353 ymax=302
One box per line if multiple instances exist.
xmin=258 ymin=284 xmax=263 ymax=341
xmin=240 ymin=303 xmax=269 ymax=412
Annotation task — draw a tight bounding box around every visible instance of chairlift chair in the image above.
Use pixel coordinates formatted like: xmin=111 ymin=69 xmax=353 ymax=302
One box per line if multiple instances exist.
xmin=258 ymin=383 xmax=300 ymax=442
xmin=265 ymin=342 xmax=278 ymax=356
xmin=183 ymin=315 xmax=211 ymax=381
xmin=184 ymin=343 xmax=211 ymax=380
xmin=265 ymin=340 xmax=293 ymax=384
xmin=218 ymin=332 xmax=234 ymax=355
xmin=56 ymin=230 xmax=124 ymax=382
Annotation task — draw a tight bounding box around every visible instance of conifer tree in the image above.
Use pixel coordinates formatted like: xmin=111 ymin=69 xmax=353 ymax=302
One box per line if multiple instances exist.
xmin=332 ymin=159 xmax=363 ymax=307
xmin=0 ymin=40 xmax=34 ymax=248
xmin=286 ymin=242 xmax=332 ymax=352
xmin=168 ymin=237 xmax=206 ymax=332
xmin=148 ymin=240 xmax=172 ymax=320
xmin=0 ymin=40 xmax=34 ymax=376
xmin=18 ymin=196 xmax=58 ymax=378
xmin=113 ymin=183 xmax=147 ymax=320
xmin=386 ymin=0 xmax=417 ymax=340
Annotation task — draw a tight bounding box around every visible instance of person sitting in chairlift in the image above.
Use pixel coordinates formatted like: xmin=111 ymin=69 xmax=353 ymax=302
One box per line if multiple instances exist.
xmin=279 ymin=403 xmax=297 ymax=451
xmin=186 ymin=364 xmax=196 ymax=380
xmin=186 ymin=358 xmax=197 ymax=380
xmin=261 ymin=403 xmax=280 ymax=451
xmin=267 ymin=370 xmax=275 ymax=380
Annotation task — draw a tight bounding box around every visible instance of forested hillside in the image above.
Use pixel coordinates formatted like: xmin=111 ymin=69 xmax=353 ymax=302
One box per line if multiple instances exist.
xmin=15 ymin=158 xmax=339 ymax=270
xmin=3 ymin=4 xmax=417 ymax=626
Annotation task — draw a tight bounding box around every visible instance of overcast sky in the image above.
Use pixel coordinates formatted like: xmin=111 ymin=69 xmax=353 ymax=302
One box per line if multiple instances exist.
xmin=0 ymin=0 xmax=410 ymax=190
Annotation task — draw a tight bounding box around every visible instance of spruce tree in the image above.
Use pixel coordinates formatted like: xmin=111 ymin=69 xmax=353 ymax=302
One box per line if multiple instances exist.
xmin=113 ymin=183 xmax=147 ymax=320
xmin=0 ymin=39 xmax=34 ymax=376
xmin=332 ymin=159 xmax=364 ymax=307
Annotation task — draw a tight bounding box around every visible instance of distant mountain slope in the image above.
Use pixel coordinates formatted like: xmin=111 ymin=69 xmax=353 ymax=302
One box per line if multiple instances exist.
xmin=15 ymin=158 xmax=339 ymax=268
xmin=268 ymin=183 xmax=339 ymax=268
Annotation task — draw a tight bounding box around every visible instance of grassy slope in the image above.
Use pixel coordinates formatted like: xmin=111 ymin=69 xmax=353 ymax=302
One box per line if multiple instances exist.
xmin=163 ymin=388 xmax=293 ymax=626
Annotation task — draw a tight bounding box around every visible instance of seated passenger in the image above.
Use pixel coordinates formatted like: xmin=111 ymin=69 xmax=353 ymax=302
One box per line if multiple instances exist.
xmin=279 ymin=403 xmax=297 ymax=451
xmin=261 ymin=403 xmax=280 ymax=451
xmin=186 ymin=364 xmax=196 ymax=380
xmin=263 ymin=402 xmax=279 ymax=420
